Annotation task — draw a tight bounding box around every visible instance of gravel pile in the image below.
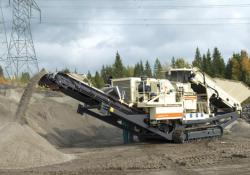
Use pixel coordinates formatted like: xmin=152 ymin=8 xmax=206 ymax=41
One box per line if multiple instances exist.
xmin=228 ymin=119 xmax=250 ymax=139
xmin=0 ymin=70 xmax=73 ymax=170
xmin=0 ymin=122 xmax=72 ymax=169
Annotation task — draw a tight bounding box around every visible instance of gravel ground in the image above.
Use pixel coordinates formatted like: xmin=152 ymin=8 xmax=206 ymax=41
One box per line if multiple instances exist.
xmin=0 ymin=84 xmax=250 ymax=174
xmin=1 ymin=136 xmax=250 ymax=175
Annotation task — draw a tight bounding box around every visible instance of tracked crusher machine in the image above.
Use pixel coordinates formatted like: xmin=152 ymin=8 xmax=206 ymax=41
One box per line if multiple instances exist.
xmin=39 ymin=67 xmax=248 ymax=143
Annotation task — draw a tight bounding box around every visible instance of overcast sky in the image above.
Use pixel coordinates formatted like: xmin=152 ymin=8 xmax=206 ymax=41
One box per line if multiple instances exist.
xmin=1 ymin=0 xmax=250 ymax=73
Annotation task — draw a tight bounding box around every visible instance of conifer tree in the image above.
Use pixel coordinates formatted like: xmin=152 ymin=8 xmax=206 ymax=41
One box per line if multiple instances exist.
xmin=171 ymin=57 xmax=176 ymax=68
xmin=133 ymin=61 xmax=145 ymax=77
xmin=154 ymin=58 xmax=164 ymax=78
xmin=206 ymin=49 xmax=212 ymax=76
xmin=201 ymin=54 xmax=207 ymax=71
xmin=94 ymin=71 xmax=104 ymax=88
xmin=139 ymin=60 xmax=144 ymax=76
xmin=101 ymin=65 xmax=113 ymax=84
xmin=145 ymin=60 xmax=152 ymax=77
xmin=125 ymin=65 xmax=134 ymax=77
xmin=212 ymin=47 xmax=225 ymax=77
xmin=113 ymin=52 xmax=125 ymax=78
xmin=192 ymin=47 xmax=202 ymax=69
xmin=101 ymin=65 xmax=106 ymax=83
xmin=225 ymin=59 xmax=233 ymax=79
xmin=133 ymin=63 xmax=141 ymax=77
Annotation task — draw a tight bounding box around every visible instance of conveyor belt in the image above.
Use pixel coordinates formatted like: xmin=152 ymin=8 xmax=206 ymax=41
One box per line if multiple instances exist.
xmin=39 ymin=73 xmax=143 ymax=114
xmin=39 ymin=73 xmax=173 ymax=140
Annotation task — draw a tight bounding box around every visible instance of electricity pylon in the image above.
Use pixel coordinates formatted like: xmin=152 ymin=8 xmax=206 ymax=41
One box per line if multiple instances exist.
xmin=0 ymin=5 xmax=9 ymax=75
xmin=8 ymin=0 xmax=41 ymax=78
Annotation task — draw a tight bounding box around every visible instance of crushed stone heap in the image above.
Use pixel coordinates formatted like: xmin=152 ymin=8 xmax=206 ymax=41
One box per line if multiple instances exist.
xmin=0 ymin=122 xmax=72 ymax=169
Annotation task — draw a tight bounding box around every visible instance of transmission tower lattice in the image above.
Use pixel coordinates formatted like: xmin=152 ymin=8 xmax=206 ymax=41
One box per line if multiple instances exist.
xmin=8 ymin=0 xmax=41 ymax=78
xmin=0 ymin=5 xmax=9 ymax=73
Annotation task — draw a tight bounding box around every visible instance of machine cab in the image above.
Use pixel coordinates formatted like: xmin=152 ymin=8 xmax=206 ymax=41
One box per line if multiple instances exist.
xmin=166 ymin=68 xmax=193 ymax=83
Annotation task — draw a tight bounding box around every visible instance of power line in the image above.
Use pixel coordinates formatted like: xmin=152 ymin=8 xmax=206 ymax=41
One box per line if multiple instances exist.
xmin=38 ymin=21 xmax=250 ymax=26
xmin=37 ymin=17 xmax=250 ymax=21
xmin=37 ymin=1 xmax=250 ymax=9
xmin=39 ymin=3 xmax=250 ymax=9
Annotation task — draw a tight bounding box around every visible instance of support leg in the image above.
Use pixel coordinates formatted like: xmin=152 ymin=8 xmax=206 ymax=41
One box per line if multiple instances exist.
xmin=122 ymin=120 xmax=134 ymax=144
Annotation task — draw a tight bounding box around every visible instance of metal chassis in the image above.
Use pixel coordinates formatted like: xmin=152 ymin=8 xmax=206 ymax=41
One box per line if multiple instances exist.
xmin=39 ymin=73 xmax=239 ymax=143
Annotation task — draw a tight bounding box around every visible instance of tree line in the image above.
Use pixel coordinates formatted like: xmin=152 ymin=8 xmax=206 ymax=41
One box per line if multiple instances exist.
xmin=192 ymin=47 xmax=250 ymax=86
xmin=87 ymin=52 xmax=167 ymax=88
xmin=1 ymin=47 xmax=250 ymax=87
xmin=87 ymin=48 xmax=250 ymax=88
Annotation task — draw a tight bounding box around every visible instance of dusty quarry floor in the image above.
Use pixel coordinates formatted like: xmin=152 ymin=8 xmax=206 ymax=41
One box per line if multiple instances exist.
xmin=0 ymin=86 xmax=250 ymax=175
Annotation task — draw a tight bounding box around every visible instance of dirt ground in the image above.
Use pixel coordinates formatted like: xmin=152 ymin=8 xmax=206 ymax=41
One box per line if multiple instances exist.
xmin=0 ymin=86 xmax=250 ymax=175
